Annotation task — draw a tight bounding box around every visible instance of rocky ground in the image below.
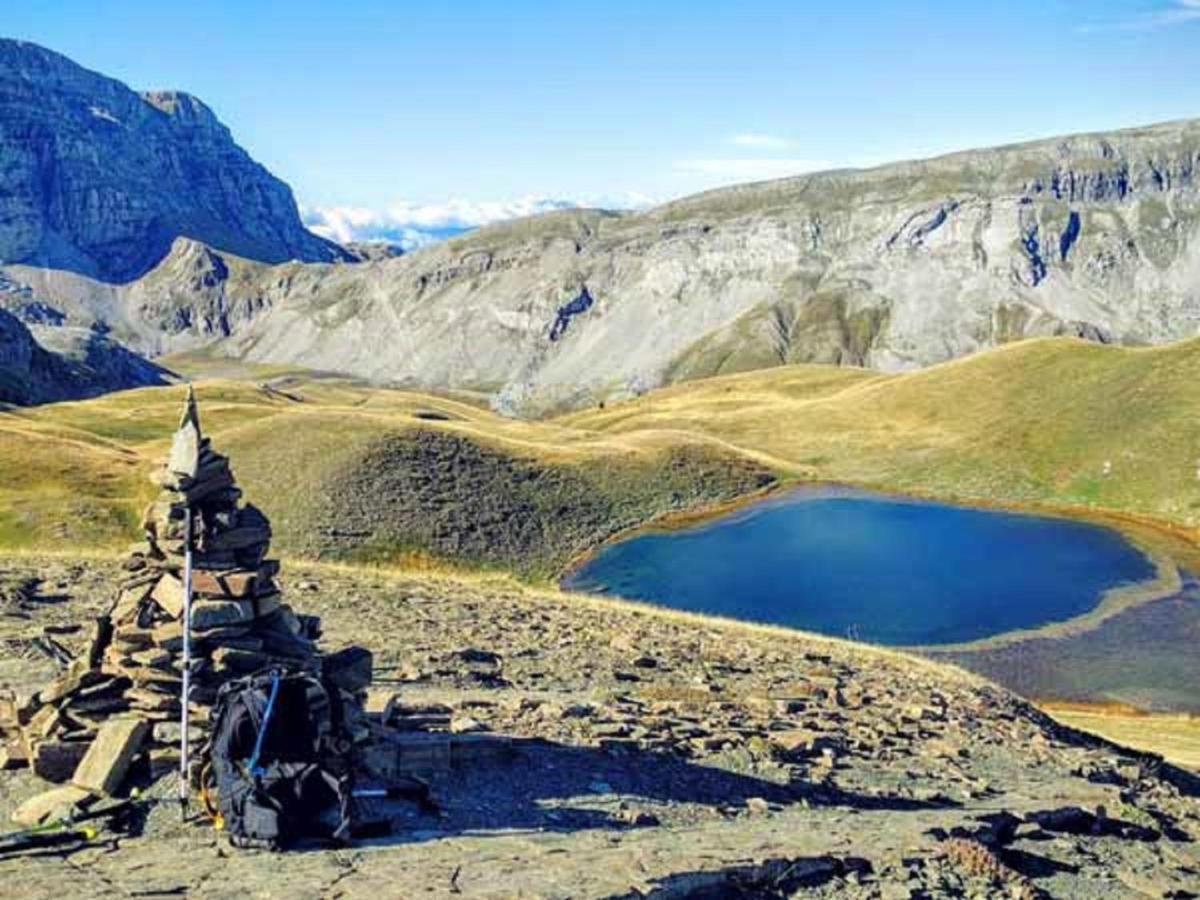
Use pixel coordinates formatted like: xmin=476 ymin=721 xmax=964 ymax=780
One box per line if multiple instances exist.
xmin=1 ymin=556 xmax=1198 ymax=898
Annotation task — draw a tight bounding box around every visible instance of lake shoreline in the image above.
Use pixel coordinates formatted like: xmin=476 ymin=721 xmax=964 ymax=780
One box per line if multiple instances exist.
xmin=560 ymin=475 xmax=1200 ymax=582
xmin=911 ymin=546 xmax=1181 ymax=652
xmin=561 ymin=477 xmax=1196 ymax=654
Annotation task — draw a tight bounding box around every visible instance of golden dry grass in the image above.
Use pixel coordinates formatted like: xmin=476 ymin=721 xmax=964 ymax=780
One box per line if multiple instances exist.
xmin=6 ymin=335 xmax=1200 ymax=554
xmin=563 ymin=336 xmax=1200 ymax=531
xmin=1041 ymin=703 xmax=1200 ymax=771
xmin=0 ymin=374 xmax=730 ymax=554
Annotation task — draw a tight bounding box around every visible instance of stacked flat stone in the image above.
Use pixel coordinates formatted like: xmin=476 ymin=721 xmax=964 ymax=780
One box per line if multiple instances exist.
xmin=113 ymin=388 xmax=321 ymax=713
xmin=7 ymin=388 xmax=371 ymax=801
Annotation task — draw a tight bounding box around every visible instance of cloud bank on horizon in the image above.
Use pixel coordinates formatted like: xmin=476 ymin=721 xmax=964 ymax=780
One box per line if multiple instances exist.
xmin=303 ymin=194 xmax=654 ymax=248
xmin=302 ymin=131 xmax=835 ymax=248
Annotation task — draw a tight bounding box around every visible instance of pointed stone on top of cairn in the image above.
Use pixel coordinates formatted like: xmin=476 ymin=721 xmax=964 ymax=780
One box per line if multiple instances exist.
xmin=166 ymin=384 xmax=201 ymax=480
xmin=5 ymin=388 xmax=372 ymax=800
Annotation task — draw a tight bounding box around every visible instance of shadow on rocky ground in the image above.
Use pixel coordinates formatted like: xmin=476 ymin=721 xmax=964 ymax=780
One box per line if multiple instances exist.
xmin=606 ymin=854 xmax=872 ymax=899
xmin=351 ymin=736 xmax=962 ymax=846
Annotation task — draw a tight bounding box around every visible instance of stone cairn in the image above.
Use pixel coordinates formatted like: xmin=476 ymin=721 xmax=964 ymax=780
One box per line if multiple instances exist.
xmin=2 ymin=388 xmax=374 ymax=815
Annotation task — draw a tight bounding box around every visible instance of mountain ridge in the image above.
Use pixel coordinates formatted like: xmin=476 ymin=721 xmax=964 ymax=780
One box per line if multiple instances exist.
xmin=0 ymin=304 xmax=169 ymax=405
xmin=0 ymin=38 xmax=348 ymax=282
xmin=2 ymin=40 xmax=1199 ymax=413
xmin=655 ymin=115 xmax=1200 ymax=211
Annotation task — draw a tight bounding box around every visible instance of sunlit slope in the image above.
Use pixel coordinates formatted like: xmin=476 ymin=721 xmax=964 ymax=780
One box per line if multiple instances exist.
xmin=5 ymin=335 xmax=1200 ymax=565
xmin=0 ymin=381 xmax=326 ymax=549
xmin=1042 ymin=705 xmax=1200 ymax=771
xmin=0 ymin=378 xmax=770 ymax=572
xmin=563 ymin=336 xmax=1200 ymax=527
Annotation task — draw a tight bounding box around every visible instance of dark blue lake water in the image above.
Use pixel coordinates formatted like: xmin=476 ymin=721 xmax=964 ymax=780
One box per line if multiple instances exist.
xmin=562 ymin=488 xmax=1158 ymax=645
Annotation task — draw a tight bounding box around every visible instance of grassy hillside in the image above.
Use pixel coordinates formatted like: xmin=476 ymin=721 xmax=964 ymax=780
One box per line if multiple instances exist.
xmin=564 ymin=336 xmax=1200 ymax=531
xmin=3 ymin=335 xmax=1200 ymax=573
xmin=0 ymin=375 xmax=770 ymax=576
xmin=1042 ymin=704 xmax=1200 ymax=770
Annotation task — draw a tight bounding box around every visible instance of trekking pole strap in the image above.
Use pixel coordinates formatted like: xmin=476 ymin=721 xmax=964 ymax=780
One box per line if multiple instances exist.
xmin=246 ymin=670 xmax=282 ymax=777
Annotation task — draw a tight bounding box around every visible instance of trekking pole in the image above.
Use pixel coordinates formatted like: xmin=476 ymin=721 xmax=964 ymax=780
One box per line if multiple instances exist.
xmin=0 ymin=792 xmax=148 ymax=857
xmin=179 ymin=505 xmax=194 ymax=821
xmin=0 ymin=826 xmax=97 ymax=858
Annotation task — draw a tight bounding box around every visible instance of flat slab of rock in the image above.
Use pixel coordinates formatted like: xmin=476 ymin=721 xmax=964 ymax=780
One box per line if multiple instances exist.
xmin=191 ymin=595 xmax=280 ymax=631
xmin=191 ymin=567 xmax=272 ymax=599
xmin=167 ymin=420 xmax=199 ymax=479
xmin=151 ymin=574 xmax=185 ymax=619
xmin=0 ymin=737 xmax=28 ymax=770
xmin=12 ymin=784 xmax=93 ymax=827
xmin=72 ymin=717 xmax=149 ymax=796
xmin=190 ymin=599 xmax=257 ymax=631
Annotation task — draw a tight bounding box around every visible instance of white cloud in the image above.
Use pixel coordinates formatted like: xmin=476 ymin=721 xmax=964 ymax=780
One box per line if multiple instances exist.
xmin=729 ymin=133 xmax=794 ymax=149
xmin=302 ymin=193 xmax=653 ymax=249
xmin=1080 ymin=0 xmax=1200 ymax=31
xmin=672 ymin=158 xmax=834 ymax=181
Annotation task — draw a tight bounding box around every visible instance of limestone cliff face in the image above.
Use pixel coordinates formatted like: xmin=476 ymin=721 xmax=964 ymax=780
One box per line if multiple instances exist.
xmin=0 ymin=304 xmax=168 ymax=405
xmin=0 ymin=39 xmax=347 ymax=282
xmin=250 ymin=117 xmax=1196 ymax=414
xmin=109 ymin=118 xmax=1195 ymax=415
xmin=3 ymin=42 xmax=1199 ymax=414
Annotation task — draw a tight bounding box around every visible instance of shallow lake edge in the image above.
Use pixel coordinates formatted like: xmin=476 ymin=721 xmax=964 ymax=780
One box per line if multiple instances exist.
xmin=559 ymin=478 xmax=1195 ymax=653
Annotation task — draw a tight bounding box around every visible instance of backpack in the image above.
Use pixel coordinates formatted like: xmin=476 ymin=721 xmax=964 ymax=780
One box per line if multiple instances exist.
xmin=206 ymin=668 xmax=354 ymax=849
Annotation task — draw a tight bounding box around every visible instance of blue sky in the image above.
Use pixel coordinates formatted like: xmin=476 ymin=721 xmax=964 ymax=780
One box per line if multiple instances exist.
xmin=8 ymin=1 xmax=1200 ymax=243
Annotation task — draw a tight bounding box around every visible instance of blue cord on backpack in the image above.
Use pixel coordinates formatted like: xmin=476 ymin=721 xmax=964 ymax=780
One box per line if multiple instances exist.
xmin=246 ymin=671 xmax=281 ymax=778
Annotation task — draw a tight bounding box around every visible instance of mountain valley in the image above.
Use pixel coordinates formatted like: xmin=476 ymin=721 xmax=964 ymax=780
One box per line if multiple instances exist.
xmin=3 ymin=40 xmax=1200 ymax=414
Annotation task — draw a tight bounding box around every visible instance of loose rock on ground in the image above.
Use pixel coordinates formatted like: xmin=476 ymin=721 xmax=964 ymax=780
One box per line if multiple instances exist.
xmin=1 ymin=556 xmax=1197 ymax=898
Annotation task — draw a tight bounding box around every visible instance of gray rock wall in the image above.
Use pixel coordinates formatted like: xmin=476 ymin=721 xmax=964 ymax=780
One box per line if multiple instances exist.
xmin=3 ymin=37 xmax=1199 ymax=414
xmin=212 ymin=119 xmax=1200 ymax=413
xmin=0 ymin=304 xmax=167 ymax=406
xmin=0 ymin=39 xmax=347 ymax=282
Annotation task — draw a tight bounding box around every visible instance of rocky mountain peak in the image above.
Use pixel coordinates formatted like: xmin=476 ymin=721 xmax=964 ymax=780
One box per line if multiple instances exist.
xmin=0 ymin=38 xmax=350 ymax=283
xmin=139 ymin=89 xmax=214 ymax=121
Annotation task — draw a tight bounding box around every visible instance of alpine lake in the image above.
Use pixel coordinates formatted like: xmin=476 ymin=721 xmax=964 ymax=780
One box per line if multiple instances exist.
xmin=563 ymin=487 xmax=1200 ymax=711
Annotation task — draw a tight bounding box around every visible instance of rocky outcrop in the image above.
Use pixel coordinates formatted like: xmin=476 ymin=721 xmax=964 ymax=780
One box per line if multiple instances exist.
xmin=0 ymin=39 xmax=348 ymax=282
xmin=342 ymin=241 xmax=405 ymax=262
xmin=0 ymin=304 xmax=168 ymax=406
